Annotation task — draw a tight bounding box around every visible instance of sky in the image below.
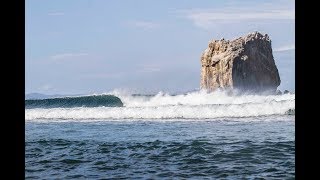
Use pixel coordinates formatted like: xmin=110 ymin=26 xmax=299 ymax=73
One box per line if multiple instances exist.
xmin=26 ymin=0 xmax=295 ymax=94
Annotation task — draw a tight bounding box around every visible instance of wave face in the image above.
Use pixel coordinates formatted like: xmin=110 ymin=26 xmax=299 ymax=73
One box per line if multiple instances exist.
xmin=25 ymin=95 xmax=123 ymax=108
xmin=25 ymin=90 xmax=295 ymax=121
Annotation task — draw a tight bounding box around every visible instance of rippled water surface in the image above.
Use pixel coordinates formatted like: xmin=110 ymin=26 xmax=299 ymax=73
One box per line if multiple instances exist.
xmin=26 ymin=115 xmax=294 ymax=179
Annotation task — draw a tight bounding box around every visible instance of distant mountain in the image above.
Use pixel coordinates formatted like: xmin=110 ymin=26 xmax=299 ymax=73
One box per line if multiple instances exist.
xmin=25 ymin=93 xmax=65 ymax=100
xmin=25 ymin=93 xmax=88 ymax=100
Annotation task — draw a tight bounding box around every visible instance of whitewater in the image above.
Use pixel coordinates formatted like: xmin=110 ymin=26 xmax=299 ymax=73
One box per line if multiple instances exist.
xmin=26 ymin=90 xmax=295 ymax=179
xmin=25 ymin=90 xmax=295 ymax=121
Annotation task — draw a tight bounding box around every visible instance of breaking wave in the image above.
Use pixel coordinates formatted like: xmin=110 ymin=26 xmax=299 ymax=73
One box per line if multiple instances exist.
xmin=25 ymin=95 xmax=123 ymax=108
xmin=25 ymin=90 xmax=295 ymax=121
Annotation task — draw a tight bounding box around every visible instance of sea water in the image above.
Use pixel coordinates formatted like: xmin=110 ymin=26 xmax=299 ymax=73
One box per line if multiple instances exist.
xmin=25 ymin=90 xmax=295 ymax=179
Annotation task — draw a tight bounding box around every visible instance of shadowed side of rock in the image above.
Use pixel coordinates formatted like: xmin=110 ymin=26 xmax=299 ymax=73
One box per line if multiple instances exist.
xmin=200 ymin=32 xmax=281 ymax=93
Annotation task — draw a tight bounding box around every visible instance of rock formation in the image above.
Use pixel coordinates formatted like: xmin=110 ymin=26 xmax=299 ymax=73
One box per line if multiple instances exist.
xmin=200 ymin=31 xmax=281 ymax=93
xmin=283 ymin=90 xmax=290 ymax=94
xmin=276 ymin=89 xmax=282 ymax=95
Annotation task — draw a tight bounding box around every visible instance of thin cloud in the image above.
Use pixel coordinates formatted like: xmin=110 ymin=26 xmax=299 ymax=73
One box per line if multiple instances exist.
xmin=50 ymin=53 xmax=89 ymax=61
xmin=174 ymin=4 xmax=294 ymax=29
xmin=127 ymin=20 xmax=160 ymax=30
xmin=274 ymin=44 xmax=295 ymax=52
xmin=137 ymin=64 xmax=161 ymax=73
xmin=48 ymin=12 xmax=65 ymax=16
xmin=82 ymin=73 xmax=125 ymax=79
xmin=139 ymin=67 xmax=161 ymax=73
xmin=38 ymin=84 xmax=54 ymax=91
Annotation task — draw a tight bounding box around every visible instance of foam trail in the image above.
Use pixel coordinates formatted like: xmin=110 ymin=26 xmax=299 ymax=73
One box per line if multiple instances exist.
xmin=26 ymin=100 xmax=294 ymax=122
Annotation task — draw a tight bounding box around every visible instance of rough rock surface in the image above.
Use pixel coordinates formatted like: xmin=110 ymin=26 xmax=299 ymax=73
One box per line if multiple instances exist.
xmin=200 ymin=31 xmax=281 ymax=92
xmin=283 ymin=90 xmax=290 ymax=94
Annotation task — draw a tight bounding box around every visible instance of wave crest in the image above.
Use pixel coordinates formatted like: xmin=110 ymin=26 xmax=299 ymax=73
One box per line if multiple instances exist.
xmin=25 ymin=90 xmax=295 ymax=121
xmin=109 ymin=90 xmax=294 ymax=107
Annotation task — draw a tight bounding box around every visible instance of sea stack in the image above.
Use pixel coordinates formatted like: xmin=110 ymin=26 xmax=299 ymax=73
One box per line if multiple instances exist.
xmin=200 ymin=31 xmax=281 ymax=93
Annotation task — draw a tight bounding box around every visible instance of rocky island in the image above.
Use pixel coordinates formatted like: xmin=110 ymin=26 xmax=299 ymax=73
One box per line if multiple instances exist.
xmin=200 ymin=31 xmax=281 ymax=93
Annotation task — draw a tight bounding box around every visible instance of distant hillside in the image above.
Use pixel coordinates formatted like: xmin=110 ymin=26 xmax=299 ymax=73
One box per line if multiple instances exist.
xmin=25 ymin=93 xmax=65 ymax=100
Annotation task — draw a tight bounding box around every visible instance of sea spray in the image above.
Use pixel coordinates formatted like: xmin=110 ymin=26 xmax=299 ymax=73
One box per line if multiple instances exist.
xmin=25 ymin=90 xmax=295 ymax=121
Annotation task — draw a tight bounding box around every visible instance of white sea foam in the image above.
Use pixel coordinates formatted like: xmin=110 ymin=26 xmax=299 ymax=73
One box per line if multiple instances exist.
xmin=25 ymin=90 xmax=295 ymax=122
xmin=110 ymin=90 xmax=295 ymax=107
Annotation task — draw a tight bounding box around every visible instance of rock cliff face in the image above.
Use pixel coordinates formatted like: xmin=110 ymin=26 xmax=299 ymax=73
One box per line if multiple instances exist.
xmin=200 ymin=31 xmax=281 ymax=92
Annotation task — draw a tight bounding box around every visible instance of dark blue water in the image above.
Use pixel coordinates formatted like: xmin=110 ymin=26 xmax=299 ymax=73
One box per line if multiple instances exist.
xmin=26 ymin=115 xmax=294 ymax=179
xmin=25 ymin=95 xmax=123 ymax=108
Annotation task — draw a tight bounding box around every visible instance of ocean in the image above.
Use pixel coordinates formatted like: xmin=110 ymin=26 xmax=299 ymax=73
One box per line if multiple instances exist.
xmin=25 ymin=90 xmax=295 ymax=179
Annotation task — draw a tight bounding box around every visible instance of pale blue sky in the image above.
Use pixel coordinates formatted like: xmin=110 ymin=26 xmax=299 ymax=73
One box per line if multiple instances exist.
xmin=26 ymin=0 xmax=295 ymax=94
